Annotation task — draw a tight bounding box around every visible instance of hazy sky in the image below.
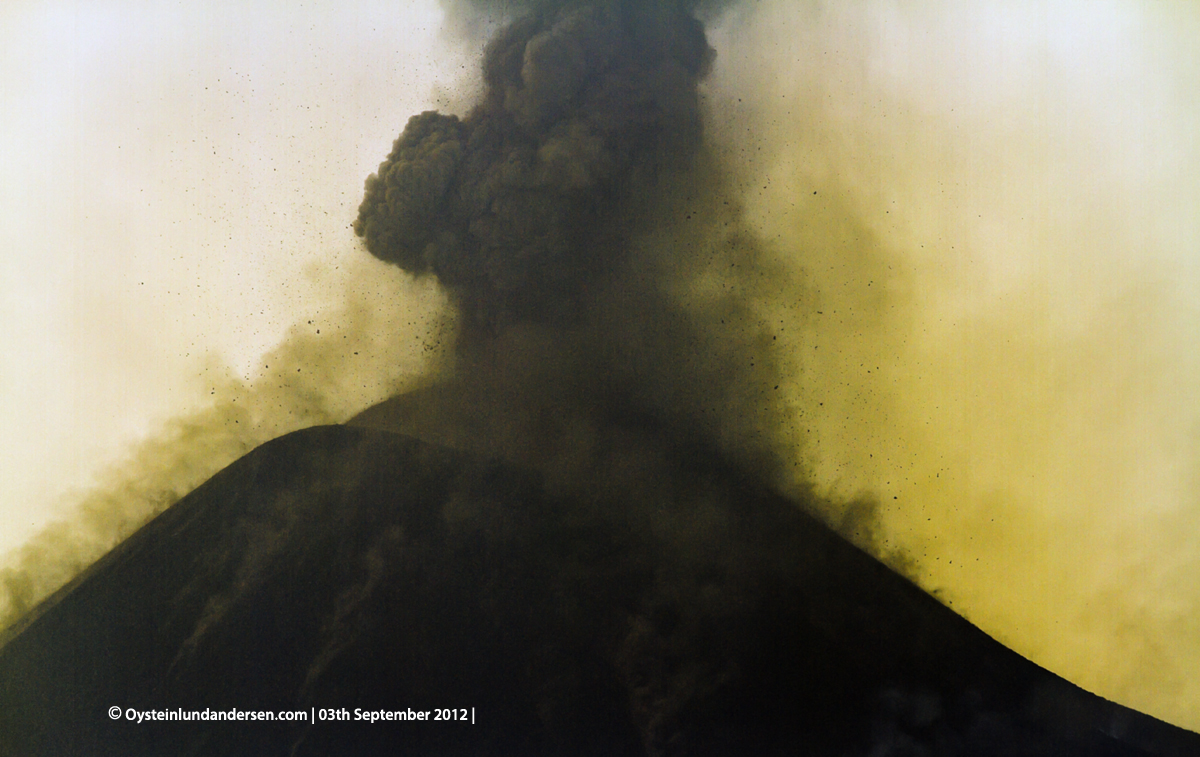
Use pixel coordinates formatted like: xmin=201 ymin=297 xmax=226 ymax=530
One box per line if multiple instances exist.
xmin=705 ymin=0 xmax=1200 ymax=731
xmin=2 ymin=0 xmax=1199 ymax=734
xmin=1 ymin=0 xmax=465 ymax=552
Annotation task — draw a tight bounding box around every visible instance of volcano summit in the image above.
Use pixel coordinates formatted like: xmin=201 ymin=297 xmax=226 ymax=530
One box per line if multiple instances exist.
xmin=2 ymin=422 xmax=1198 ymax=755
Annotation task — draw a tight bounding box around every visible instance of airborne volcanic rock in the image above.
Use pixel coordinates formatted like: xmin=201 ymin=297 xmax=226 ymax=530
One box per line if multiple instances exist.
xmin=1 ymin=423 xmax=1197 ymax=756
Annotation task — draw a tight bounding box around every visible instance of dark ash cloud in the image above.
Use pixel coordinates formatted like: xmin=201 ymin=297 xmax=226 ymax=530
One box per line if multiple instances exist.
xmin=352 ymin=0 xmax=812 ymax=502
xmin=355 ymin=1 xmax=713 ymax=335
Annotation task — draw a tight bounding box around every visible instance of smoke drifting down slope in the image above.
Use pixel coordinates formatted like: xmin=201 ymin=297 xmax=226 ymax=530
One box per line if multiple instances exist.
xmin=0 ymin=266 xmax=448 ymax=632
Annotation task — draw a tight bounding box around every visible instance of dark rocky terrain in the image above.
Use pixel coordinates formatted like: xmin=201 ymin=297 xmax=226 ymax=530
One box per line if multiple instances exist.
xmin=2 ymin=420 xmax=1197 ymax=756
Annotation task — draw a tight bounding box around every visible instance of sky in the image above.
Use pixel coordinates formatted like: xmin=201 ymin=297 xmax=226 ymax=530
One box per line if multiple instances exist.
xmin=703 ymin=0 xmax=1200 ymax=731
xmin=0 ymin=0 xmax=465 ymax=554
xmin=2 ymin=0 xmax=1199 ymax=734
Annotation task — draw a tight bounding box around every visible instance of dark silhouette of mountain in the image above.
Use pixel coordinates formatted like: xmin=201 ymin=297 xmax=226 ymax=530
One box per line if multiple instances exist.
xmin=1 ymin=421 xmax=1197 ymax=756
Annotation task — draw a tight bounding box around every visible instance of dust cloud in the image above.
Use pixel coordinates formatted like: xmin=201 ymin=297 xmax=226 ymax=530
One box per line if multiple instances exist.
xmin=0 ymin=260 xmax=448 ymax=632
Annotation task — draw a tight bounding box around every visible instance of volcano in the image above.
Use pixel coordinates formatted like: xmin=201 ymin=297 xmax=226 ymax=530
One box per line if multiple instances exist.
xmin=1 ymin=411 xmax=1198 ymax=756
xmin=5 ymin=2 xmax=1198 ymax=754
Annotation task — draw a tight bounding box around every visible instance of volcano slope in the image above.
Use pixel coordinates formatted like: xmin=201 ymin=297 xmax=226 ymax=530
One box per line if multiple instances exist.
xmin=1 ymin=418 xmax=1198 ymax=756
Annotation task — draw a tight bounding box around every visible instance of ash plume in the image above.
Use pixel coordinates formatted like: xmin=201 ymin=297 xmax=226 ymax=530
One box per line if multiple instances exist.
xmin=356 ymin=2 xmax=710 ymax=331
xmin=352 ymin=0 xmax=807 ymax=497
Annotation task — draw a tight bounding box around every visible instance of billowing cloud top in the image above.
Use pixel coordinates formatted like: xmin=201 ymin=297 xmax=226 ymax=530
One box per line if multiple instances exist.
xmin=354 ymin=2 xmax=713 ymax=334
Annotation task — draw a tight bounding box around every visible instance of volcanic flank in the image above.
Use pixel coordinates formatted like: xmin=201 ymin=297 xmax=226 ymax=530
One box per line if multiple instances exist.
xmin=2 ymin=1 xmax=1199 ymax=755
xmin=5 ymin=424 xmax=1199 ymax=756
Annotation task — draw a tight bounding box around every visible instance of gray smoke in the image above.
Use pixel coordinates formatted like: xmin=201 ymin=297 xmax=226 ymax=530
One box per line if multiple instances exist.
xmin=356 ymin=2 xmax=713 ymax=332
xmin=351 ymin=0 xmax=811 ymax=501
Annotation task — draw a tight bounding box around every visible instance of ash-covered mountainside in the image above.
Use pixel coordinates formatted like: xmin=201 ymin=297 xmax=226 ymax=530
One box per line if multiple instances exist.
xmin=1 ymin=422 xmax=1196 ymax=756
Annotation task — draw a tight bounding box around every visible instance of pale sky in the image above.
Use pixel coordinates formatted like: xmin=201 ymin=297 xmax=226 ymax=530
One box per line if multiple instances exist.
xmin=1 ymin=0 xmax=465 ymax=553
xmin=2 ymin=0 xmax=1199 ymax=735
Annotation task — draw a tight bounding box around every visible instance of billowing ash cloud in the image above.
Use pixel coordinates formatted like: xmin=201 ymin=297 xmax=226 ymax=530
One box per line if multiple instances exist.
xmin=349 ymin=0 xmax=808 ymax=497
xmin=354 ymin=2 xmax=712 ymax=334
